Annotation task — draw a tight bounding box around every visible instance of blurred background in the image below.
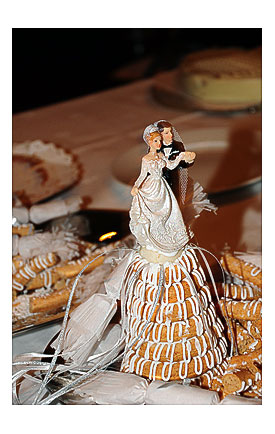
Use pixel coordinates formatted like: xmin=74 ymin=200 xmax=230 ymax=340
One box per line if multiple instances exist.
xmin=12 ymin=28 xmax=261 ymax=114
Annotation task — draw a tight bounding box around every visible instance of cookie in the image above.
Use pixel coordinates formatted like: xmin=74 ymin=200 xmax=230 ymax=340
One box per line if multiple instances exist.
xmin=12 ymin=252 xmax=59 ymax=291
xmin=221 ymin=253 xmax=262 ymax=289
xmin=220 ymin=298 xmax=262 ymax=321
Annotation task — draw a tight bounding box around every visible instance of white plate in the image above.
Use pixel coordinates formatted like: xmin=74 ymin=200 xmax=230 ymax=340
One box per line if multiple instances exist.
xmin=13 ymin=140 xmax=81 ymax=206
xmin=111 ymin=127 xmax=262 ymax=196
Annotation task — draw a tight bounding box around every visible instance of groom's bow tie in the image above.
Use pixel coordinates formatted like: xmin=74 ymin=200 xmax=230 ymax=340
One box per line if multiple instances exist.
xmin=163 ymin=144 xmax=173 ymax=148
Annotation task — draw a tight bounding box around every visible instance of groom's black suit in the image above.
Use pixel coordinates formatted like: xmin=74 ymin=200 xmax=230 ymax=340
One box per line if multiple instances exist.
xmin=160 ymin=139 xmax=189 ymax=202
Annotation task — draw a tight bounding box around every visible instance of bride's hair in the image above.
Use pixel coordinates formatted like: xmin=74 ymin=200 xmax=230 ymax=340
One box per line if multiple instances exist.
xmin=146 ymin=131 xmax=161 ymax=144
xmin=145 ymin=131 xmax=161 ymax=153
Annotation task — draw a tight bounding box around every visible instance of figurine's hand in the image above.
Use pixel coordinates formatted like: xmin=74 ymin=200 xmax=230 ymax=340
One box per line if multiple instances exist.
xmin=181 ymin=151 xmax=196 ymax=163
xmin=131 ymin=186 xmax=139 ymax=196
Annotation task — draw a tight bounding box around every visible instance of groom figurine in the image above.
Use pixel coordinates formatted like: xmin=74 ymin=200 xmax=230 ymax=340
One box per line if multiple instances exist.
xmin=156 ymin=120 xmax=195 ymax=205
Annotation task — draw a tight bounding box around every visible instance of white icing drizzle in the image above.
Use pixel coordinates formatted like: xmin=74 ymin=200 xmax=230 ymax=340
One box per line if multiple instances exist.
xmin=255 ymin=371 xmax=261 ymax=381
xmin=193 ymin=315 xmax=204 ymax=336
xmin=247 ymin=284 xmax=254 ymax=299
xmin=199 ymin=289 xmax=208 ymax=309
xmin=183 ymin=360 xmax=189 ymax=378
xmin=153 ymin=342 xmax=165 ymax=361
xmin=162 ymin=362 xmax=173 ymax=381
xmin=215 ymin=345 xmax=223 ymax=364
xmin=148 ymin=359 xmax=155 ymax=380
xmin=185 ymin=248 xmax=198 ymax=270
xmin=203 ymin=373 xmax=211 ymax=387
xmin=201 ymin=285 xmax=212 ymax=303
xmin=171 ymin=262 xmax=182 ymax=282
xmin=191 ymin=268 xmax=205 ymax=288
xmin=12 ymin=258 xmax=25 ymax=274
xmin=19 ymin=265 xmax=35 ymax=280
xmin=41 ymin=270 xmax=53 ymax=288
xmin=185 ymin=340 xmax=191 ymax=363
xmin=194 ymin=356 xmax=203 ymax=375
xmin=250 ymin=265 xmax=261 ymax=277
xmin=219 ymin=337 xmax=228 ymax=356
xmin=178 ymin=252 xmax=191 ymax=273
xmin=229 ymin=271 xmax=261 ymax=291
xmin=200 ymin=333 xmax=208 ymax=356
xmin=135 ymin=355 xmax=144 ymax=375
xmin=194 ymin=336 xmax=202 ymax=357
xmin=253 ymin=299 xmax=262 ymax=315
xmin=205 ymin=349 xmax=215 ymax=369
xmin=12 ymin=280 xmax=24 ymax=291
xmin=236 ymin=380 xmax=246 ymax=394
xmin=198 ymin=264 xmax=206 ymax=281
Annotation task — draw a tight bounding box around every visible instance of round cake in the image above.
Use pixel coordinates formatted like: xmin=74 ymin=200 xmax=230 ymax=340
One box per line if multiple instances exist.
xmin=120 ymin=247 xmax=228 ymax=382
xmin=178 ymin=47 xmax=261 ymax=110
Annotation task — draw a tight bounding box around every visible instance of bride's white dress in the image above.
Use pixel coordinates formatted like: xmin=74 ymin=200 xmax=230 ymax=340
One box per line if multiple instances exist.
xmin=130 ymin=154 xmax=191 ymax=256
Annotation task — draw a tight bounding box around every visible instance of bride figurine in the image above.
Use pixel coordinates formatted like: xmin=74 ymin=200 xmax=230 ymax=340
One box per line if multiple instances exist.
xmin=129 ymin=124 xmax=196 ymax=258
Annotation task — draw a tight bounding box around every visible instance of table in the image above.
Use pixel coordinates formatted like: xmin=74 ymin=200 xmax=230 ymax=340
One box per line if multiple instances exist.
xmin=12 ymin=77 xmax=262 ymax=403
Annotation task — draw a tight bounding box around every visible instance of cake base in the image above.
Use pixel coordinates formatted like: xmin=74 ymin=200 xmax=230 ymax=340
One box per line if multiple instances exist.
xmin=139 ymin=246 xmax=184 ymax=264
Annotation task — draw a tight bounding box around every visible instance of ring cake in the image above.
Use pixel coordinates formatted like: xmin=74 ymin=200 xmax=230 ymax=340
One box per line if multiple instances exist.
xmin=120 ymin=247 xmax=228 ymax=381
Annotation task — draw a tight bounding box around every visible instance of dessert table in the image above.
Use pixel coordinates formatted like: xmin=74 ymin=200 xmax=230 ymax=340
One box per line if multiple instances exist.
xmin=12 ymin=76 xmax=261 ymax=403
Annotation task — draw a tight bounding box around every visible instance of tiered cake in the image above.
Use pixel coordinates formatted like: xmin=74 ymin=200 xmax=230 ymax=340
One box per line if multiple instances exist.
xmin=121 ymin=247 xmax=228 ymax=381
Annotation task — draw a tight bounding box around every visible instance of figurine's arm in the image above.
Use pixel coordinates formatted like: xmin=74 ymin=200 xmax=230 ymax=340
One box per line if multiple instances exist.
xmin=131 ymin=158 xmax=148 ymax=196
xmin=162 ymin=151 xmax=196 ymax=170
xmin=175 ymin=141 xmax=195 ymax=168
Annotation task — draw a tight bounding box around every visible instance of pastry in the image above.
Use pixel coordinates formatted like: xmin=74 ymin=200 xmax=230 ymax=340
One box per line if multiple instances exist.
xmin=12 ymin=224 xmax=34 ymax=236
xmin=12 ymin=252 xmax=59 ymax=291
xmin=12 ymin=255 xmax=26 ymax=274
xmin=26 ymin=270 xmax=61 ymax=290
xmin=220 ymin=298 xmax=262 ymax=321
xmin=227 ymin=348 xmax=262 ymax=373
xmin=227 ymin=321 xmax=261 ymax=355
xmin=12 ymin=235 xmax=128 ymax=326
xmin=30 ymin=287 xmax=73 ymax=313
xmin=198 ymin=360 xmax=229 ymax=394
xmin=222 ymin=283 xmax=261 ymax=301
xmin=222 ymin=368 xmax=257 ymax=395
xmin=221 ymin=252 xmax=262 ymax=289
xmin=55 ymin=254 xmax=104 ymax=278
xmin=239 ymin=319 xmax=262 ymax=341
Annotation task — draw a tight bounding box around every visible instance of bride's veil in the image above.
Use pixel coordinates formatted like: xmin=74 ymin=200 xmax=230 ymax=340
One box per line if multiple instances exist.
xmin=143 ymin=124 xmax=158 ymax=143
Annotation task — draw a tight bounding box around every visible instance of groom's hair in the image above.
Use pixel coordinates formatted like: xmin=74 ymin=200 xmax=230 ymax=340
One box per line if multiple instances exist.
xmin=157 ymin=121 xmax=172 ymax=132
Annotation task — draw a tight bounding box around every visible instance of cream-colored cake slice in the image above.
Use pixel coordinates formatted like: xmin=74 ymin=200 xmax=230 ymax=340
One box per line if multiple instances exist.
xmin=178 ymin=47 xmax=261 ymax=109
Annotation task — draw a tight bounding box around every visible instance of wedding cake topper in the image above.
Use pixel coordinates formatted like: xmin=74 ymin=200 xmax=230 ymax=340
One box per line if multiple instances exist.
xmin=129 ymin=120 xmax=217 ymax=260
xmin=130 ymin=122 xmax=195 ymax=258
